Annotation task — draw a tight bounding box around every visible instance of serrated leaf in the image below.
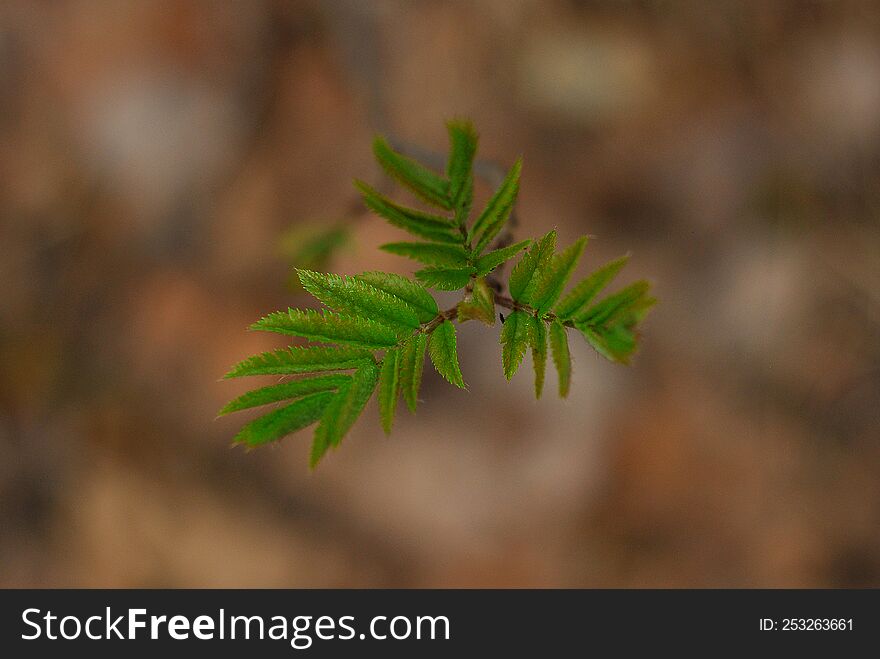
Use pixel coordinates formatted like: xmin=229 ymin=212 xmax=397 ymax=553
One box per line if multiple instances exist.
xmin=219 ymin=374 xmax=350 ymax=416
xmin=500 ymin=309 xmax=530 ymax=380
xmin=355 ymin=271 xmax=439 ymax=324
xmin=355 ymin=181 xmax=460 ymax=244
xmin=377 ymin=348 xmax=400 ymax=434
xmin=532 ymin=236 xmax=588 ymax=315
xmin=297 ymin=269 xmax=420 ymax=330
xmin=415 ymin=266 xmax=475 ymax=291
xmin=234 ymin=391 xmax=335 ymax=447
xmin=554 ymin=254 xmax=630 ymax=320
xmin=398 ymin=333 xmax=427 ymax=412
xmin=575 ymin=280 xmax=651 ymax=325
xmin=429 ymin=320 xmax=465 ymax=388
xmin=509 ymin=230 xmax=556 ymax=303
xmin=225 ymin=346 xmax=374 ymax=379
xmin=251 ymin=308 xmax=399 ymax=348
xmin=372 ymin=136 xmax=451 ymax=210
xmin=457 ymin=277 xmax=496 ymax=325
xmin=473 ymin=239 xmax=531 ymax=276
xmin=549 ymin=320 xmax=571 ymax=398
xmin=469 ymin=158 xmax=522 ymax=254
xmin=311 ymin=359 xmax=379 ymax=468
xmin=380 ymin=241 xmax=469 ymax=267
xmin=577 ymin=323 xmax=637 ymax=364
xmin=530 ymin=317 xmax=547 ymax=399
xmin=446 ymin=120 xmax=477 ymax=225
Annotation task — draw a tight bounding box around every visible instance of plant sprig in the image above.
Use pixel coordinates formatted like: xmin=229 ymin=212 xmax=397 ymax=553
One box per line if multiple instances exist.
xmin=221 ymin=120 xmax=655 ymax=467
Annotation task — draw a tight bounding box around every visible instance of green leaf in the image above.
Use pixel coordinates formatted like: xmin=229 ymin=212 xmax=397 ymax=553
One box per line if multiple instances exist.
xmin=380 ymin=241 xmax=469 ymax=267
xmin=446 ymin=120 xmax=477 ymax=225
xmin=234 ymin=391 xmax=335 ymax=448
xmin=549 ymin=320 xmax=571 ymax=398
xmin=457 ymin=277 xmax=496 ymax=325
xmin=251 ymin=309 xmax=399 ymax=348
xmin=473 ymin=239 xmax=531 ymax=276
xmin=354 ymin=271 xmax=439 ymax=324
xmin=577 ymin=323 xmax=637 ymax=364
xmin=378 ymin=348 xmax=400 ymax=434
xmin=530 ymin=317 xmax=547 ymax=399
xmin=398 ymin=333 xmax=427 ymax=412
xmin=297 ymin=269 xmax=420 ymax=330
xmin=415 ymin=266 xmax=475 ymax=291
xmin=509 ymin=230 xmax=556 ymax=303
xmin=575 ymin=280 xmax=651 ymax=325
xmin=355 ymin=181 xmax=460 ymax=244
xmin=500 ymin=310 xmax=530 ymax=380
xmin=219 ymin=374 xmax=350 ymax=416
xmin=554 ymin=254 xmax=630 ymax=320
xmin=429 ymin=320 xmax=465 ymax=388
xmin=225 ymin=346 xmax=374 ymax=378
xmin=619 ymin=295 xmax=657 ymax=328
xmin=311 ymin=360 xmax=379 ymax=468
xmin=469 ymin=158 xmax=522 ymax=254
xmin=532 ymin=236 xmax=588 ymax=315
xmin=372 ymin=136 xmax=451 ymax=210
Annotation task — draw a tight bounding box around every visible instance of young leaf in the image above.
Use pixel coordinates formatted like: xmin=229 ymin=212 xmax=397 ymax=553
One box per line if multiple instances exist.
xmin=469 ymin=158 xmax=522 ymax=254
xmin=380 ymin=241 xmax=469 ymax=267
xmin=457 ymin=277 xmax=496 ymax=325
xmin=355 ymin=271 xmax=439 ymax=324
xmin=530 ymin=317 xmax=547 ymax=399
xmin=219 ymin=374 xmax=350 ymax=416
xmin=509 ymin=230 xmax=556 ymax=303
xmin=575 ymin=280 xmax=651 ymax=325
xmin=398 ymin=333 xmax=427 ymax=412
xmin=619 ymin=295 xmax=657 ymax=328
xmin=225 ymin=346 xmax=374 ymax=378
xmin=549 ymin=320 xmax=571 ymax=398
xmin=446 ymin=120 xmax=477 ymax=224
xmin=234 ymin=391 xmax=335 ymax=448
xmin=251 ymin=309 xmax=399 ymax=348
xmin=473 ymin=239 xmax=531 ymax=276
xmin=500 ymin=309 xmax=531 ymax=380
xmin=311 ymin=359 xmax=380 ymax=467
xmin=577 ymin=323 xmax=637 ymax=364
xmin=297 ymin=269 xmax=420 ymax=330
xmin=378 ymin=348 xmax=400 ymax=434
xmin=355 ymin=180 xmax=460 ymax=244
xmin=372 ymin=136 xmax=451 ymax=210
xmin=532 ymin=236 xmax=588 ymax=315
xmin=429 ymin=320 xmax=466 ymax=388
xmin=554 ymin=254 xmax=630 ymax=320
xmin=415 ymin=266 xmax=475 ymax=291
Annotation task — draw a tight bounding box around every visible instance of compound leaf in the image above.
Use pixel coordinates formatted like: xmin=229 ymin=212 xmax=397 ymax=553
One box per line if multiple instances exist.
xmin=225 ymin=345 xmax=373 ymax=379
xmin=429 ymin=320 xmax=465 ymax=388
xmin=372 ymin=136 xmax=451 ymax=210
xmin=575 ymin=280 xmax=651 ymax=325
xmin=469 ymin=158 xmax=522 ymax=254
xmin=500 ymin=309 xmax=530 ymax=380
xmin=549 ymin=320 xmax=571 ymax=398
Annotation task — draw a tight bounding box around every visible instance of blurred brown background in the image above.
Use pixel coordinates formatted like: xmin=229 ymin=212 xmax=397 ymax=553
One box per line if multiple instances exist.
xmin=2 ymin=0 xmax=879 ymax=588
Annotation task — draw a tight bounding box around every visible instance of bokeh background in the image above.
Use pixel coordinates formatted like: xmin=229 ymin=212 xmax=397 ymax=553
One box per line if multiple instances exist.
xmin=2 ymin=0 xmax=879 ymax=587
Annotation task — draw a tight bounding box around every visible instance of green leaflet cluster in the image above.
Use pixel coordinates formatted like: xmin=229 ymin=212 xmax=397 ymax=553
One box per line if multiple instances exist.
xmin=221 ymin=119 xmax=654 ymax=468
xmin=503 ymin=231 xmax=656 ymax=397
